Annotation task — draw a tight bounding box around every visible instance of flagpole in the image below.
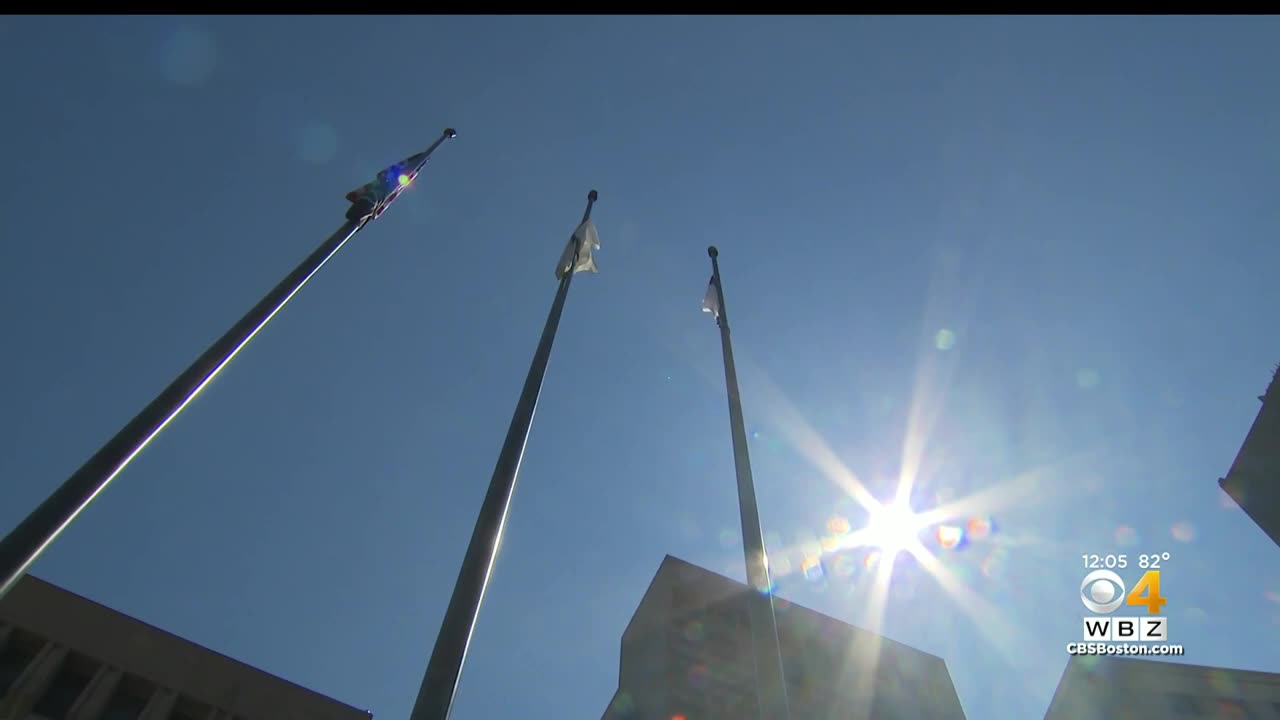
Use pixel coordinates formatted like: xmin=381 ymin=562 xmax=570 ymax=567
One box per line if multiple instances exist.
xmin=0 ymin=128 xmax=457 ymax=601
xmin=707 ymin=246 xmax=792 ymax=720
xmin=410 ymin=190 xmax=598 ymax=720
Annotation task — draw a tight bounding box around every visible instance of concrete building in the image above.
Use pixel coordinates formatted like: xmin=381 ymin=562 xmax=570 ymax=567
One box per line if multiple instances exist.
xmin=600 ymin=555 xmax=966 ymax=719
xmin=0 ymin=575 xmax=369 ymax=720
xmin=1043 ymin=655 xmax=1280 ymax=719
xmin=1220 ymin=364 xmax=1280 ymax=550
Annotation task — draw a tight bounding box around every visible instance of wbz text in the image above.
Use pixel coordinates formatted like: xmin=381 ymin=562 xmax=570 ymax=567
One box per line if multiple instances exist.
xmin=1068 ymin=558 xmax=1184 ymax=657
xmin=1066 ymin=617 xmax=1184 ymax=656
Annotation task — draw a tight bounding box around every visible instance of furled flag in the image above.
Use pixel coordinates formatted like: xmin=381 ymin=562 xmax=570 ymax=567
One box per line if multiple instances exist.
xmin=555 ymin=219 xmax=601 ymax=280
xmin=345 ymin=149 xmax=432 ymax=219
xmin=702 ymin=275 xmax=721 ymax=320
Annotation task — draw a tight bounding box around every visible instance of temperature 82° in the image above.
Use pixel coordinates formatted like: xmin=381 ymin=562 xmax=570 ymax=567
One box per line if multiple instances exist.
xmin=1139 ymin=552 xmax=1171 ymax=569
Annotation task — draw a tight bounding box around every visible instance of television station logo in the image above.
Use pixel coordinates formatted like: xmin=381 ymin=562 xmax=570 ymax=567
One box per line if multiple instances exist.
xmin=1067 ymin=552 xmax=1184 ymax=657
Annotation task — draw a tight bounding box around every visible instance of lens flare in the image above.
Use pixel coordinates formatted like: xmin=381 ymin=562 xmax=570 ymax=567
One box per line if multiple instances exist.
xmin=1207 ymin=669 xmax=1238 ymax=696
xmin=1114 ymin=525 xmax=1139 ymax=546
xmin=966 ymin=516 xmax=993 ymax=540
xmin=1171 ymin=521 xmax=1196 ymax=543
xmin=611 ymin=692 xmax=635 ymax=714
xmin=936 ymin=525 xmax=965 ymax=550
xmin=1076 ymin=368 xmax=1101 ymax=389
xmin=827 ymin=515 xmax=851 ymax=536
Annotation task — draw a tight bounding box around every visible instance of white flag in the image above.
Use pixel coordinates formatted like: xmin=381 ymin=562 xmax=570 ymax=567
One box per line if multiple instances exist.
xmin=702 ymin=275 xmax=720 ymax=319
xmin=556 ymin=219 xmax=600 ymax=279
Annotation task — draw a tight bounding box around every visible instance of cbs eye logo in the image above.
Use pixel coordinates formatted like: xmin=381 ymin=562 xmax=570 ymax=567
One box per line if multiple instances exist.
xmin=1080 ymin=570 xmax=1126 ymax=613
xmin=1080 ymin=569 xmax=1167 ymax=614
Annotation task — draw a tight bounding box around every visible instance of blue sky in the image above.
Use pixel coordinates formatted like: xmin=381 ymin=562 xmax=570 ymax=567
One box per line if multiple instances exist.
xmin=2 ymin=15 xmax=1279 ymax=720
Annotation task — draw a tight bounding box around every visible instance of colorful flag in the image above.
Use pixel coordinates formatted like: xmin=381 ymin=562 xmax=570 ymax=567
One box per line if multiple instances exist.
xmin=555 ymin=219 xmax=601 ymax=279
xmin=345 ymin=149 xmax=432 ymax=218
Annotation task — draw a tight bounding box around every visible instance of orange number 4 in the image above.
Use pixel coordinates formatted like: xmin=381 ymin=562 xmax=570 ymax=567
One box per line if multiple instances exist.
xmin=1126 ymin=570 xmax=1167 ymax=614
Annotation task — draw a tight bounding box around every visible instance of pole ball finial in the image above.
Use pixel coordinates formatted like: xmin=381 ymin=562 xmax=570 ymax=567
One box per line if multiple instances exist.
xmin=588 ymin=190 xmax=598 ymax=202
xmin=708 ymin=246 xmax=719 ymax=258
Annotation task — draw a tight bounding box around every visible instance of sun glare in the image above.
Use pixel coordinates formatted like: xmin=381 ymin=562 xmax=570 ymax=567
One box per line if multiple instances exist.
xmin=865 ymin=502 xmax=923 ymax=555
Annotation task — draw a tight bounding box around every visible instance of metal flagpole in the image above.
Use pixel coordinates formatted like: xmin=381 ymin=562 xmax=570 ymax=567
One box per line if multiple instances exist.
xmin=410 ymin=190 xmax=598 ymax=720
xmin=0 ymin=128 xmax=457 ymax=601
xmin=706 ymin=245 xmax=792 ymax=720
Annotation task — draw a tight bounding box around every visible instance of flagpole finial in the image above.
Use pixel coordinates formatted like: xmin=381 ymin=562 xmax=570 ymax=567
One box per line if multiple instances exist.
xmin=708 ymin=246 xmax=719 ymax=258
xmin=444 ymin=128 xmax=458 ymax=138
xmin=588 ymin=190 xmax=598 ymax=202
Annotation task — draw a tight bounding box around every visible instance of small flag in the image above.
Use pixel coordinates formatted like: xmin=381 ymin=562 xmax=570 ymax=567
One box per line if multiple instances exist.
xmin=702 ymin=275 xmax=721 ymax=319
xmin=556 ymin=219 xmax=601 ymax=279
xmin=345 ymin=149 xmax=432 ymax=218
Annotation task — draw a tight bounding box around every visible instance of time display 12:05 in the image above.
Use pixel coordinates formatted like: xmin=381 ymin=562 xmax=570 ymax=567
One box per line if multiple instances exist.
xmin=1082 ymin=554 xmax=1127 ymax=569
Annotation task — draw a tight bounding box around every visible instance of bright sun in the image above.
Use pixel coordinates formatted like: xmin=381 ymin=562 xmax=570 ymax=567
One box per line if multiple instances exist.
xmin=865 ymin=502 xmax=922 ymax=555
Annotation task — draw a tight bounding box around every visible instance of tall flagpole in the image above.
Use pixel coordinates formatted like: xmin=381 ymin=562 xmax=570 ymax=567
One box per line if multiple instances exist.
xmin=706 ymin=245 xmax=792 ymax=720
xmin=0 ymin=128 xmax=457 ymax=601
xmin=410 ymin=190 xmax=599 ymax=720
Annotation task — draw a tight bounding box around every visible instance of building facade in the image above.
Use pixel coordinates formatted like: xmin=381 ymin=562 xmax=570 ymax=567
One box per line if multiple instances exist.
xmin=600 ymin=555 xmax=966 ymax=720
xmin=0 ymin=575 xmax=369 ymax=720
xmin=1043 ymin=655 xmax=1280 ymax=719
xmin=1220 ymin=365 xmax=1280 ymax=550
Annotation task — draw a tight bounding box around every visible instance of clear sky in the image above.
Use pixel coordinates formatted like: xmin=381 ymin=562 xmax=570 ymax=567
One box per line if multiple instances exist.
xmin=2 ymin=15 xmax=1279 ymax=720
